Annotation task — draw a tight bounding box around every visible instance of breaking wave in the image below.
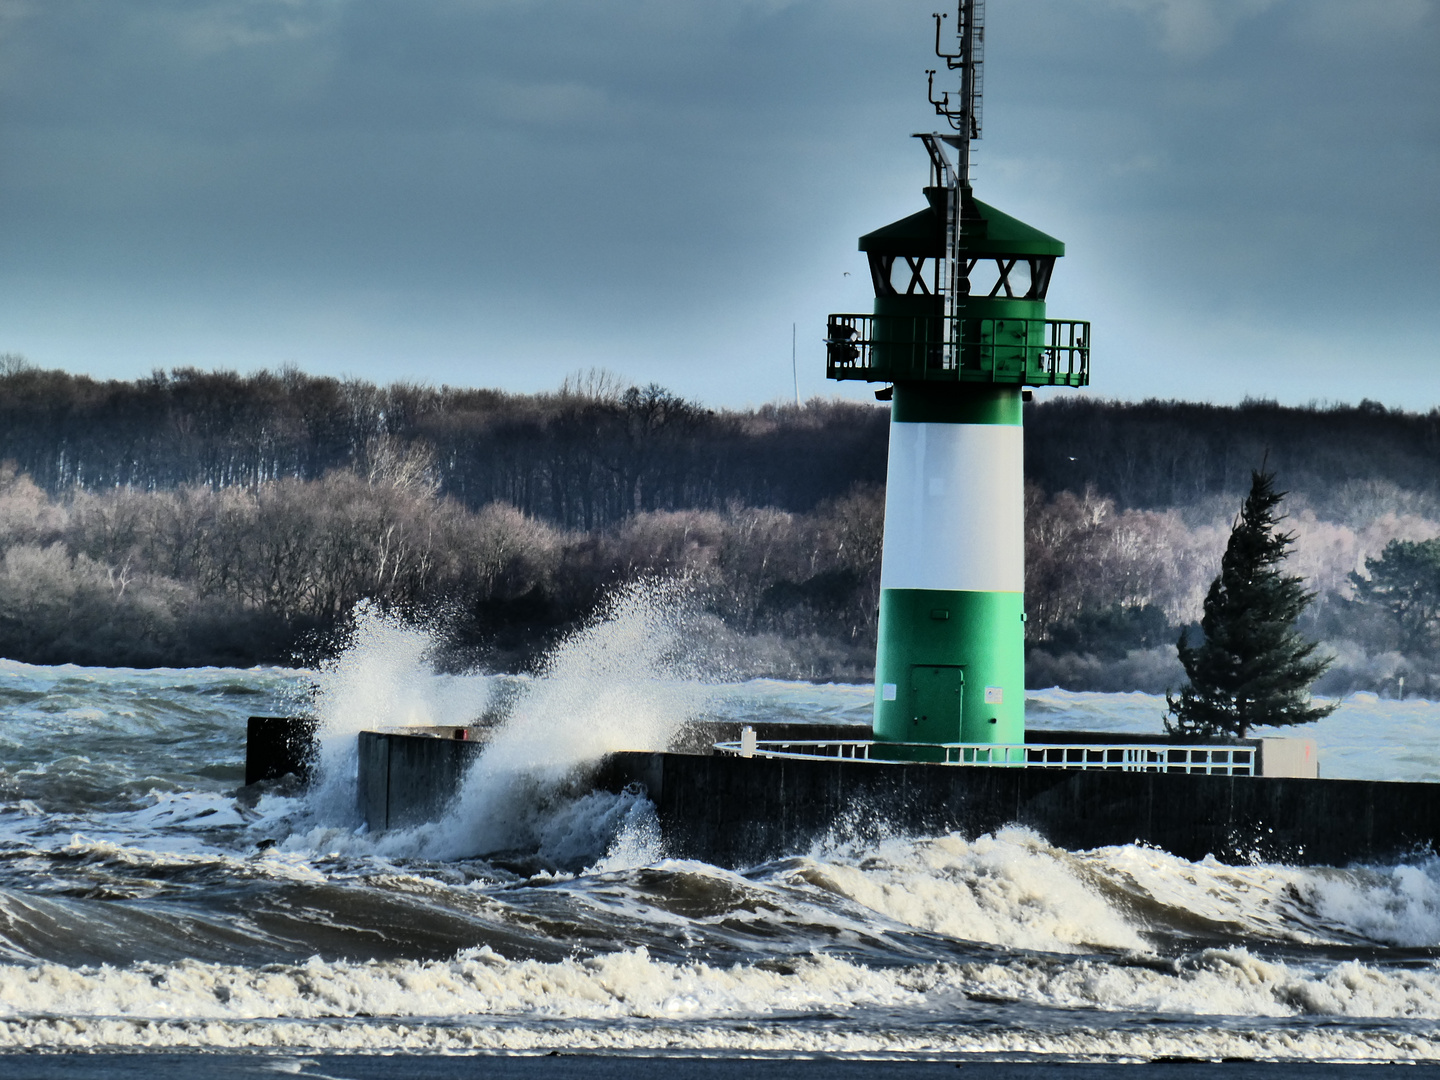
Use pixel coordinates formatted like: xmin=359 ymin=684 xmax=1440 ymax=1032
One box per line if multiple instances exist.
xmin=4 ymin=597 xmax=1440 ymax=1057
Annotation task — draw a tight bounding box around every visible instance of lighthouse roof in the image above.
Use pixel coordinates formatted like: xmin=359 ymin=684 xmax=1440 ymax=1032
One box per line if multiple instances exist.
xmin=859 ymin=190 xmax=1065 ymax=258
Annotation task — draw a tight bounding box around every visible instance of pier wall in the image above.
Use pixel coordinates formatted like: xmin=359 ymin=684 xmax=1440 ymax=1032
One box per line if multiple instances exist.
xmin=351 ymin=727 xmax=1399 ymax=866
xmin=357 ymin=730 xmax=483 ymax=831
xmin=594 ymin=751 xmax=1419 ymax=867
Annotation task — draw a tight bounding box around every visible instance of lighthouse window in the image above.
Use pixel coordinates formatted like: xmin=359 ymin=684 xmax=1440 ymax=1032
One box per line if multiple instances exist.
xmin=869 ymin=254 xmax=1055 ymax=300
xmin=895 ymin=256 xmax=935 ymax=296
xmin=868 ymin=254 xmax=941 ymax=298
xmin=998 ymin=260 xmax=1032 ymax=298
xmin=962 ymin=257 xmax=1054 ymax=300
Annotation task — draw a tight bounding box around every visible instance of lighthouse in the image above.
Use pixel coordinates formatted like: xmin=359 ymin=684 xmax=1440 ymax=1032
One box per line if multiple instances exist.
xmin=826 ymin=0 xmax=1089 ymax=753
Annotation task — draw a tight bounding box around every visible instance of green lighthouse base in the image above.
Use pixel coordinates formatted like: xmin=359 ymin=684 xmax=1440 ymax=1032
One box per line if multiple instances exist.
xmin=872 ymin=588 xmax=1025 ymax=749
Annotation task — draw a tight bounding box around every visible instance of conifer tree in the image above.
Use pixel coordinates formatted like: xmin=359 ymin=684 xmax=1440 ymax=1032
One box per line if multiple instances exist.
xmin=1165 ymin=470 xmax=1334 ymax=737
xmin=1350 ymin=538 xmax=1440 ymax=655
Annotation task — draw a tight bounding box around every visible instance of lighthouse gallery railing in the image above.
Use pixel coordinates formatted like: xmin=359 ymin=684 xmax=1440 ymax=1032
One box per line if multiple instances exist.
xmin=714 ymin=738 xmax=1255 ymax=776
xmin=825 ymin=314 xmax=1089 ymax=387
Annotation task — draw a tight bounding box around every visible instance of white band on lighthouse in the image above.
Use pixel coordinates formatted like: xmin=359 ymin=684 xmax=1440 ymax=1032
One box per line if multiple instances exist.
xmin=878 ymin=421 xmax=1024 ymax=593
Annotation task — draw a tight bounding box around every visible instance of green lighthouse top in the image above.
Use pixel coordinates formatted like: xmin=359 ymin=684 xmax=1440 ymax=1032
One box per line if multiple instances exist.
xmin=825 ymin=0 xmax=1090 ymax=390
xmin=859 ymin=189 xmax=1065 ymax=260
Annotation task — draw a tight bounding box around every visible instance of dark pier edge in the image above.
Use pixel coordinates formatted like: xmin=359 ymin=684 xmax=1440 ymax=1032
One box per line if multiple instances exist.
xmin=245 ymin=716 xmax=319 ymax=786
xmin=340 ymin=725 xmax=1435 ymax=869
xmin=593 ymin=751 xmax=1435 ymax=869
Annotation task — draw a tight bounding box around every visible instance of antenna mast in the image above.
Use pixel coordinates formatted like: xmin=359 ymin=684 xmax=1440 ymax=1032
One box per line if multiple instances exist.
xmin=922 ymin=0 xmax=985 ymax=369
xmin=926 ymin=0 xmax=983 ymax=189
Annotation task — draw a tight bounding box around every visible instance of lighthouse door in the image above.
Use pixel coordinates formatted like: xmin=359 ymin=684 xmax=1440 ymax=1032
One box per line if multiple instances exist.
xmin=909 ymin=665 xmax=965 ymax=741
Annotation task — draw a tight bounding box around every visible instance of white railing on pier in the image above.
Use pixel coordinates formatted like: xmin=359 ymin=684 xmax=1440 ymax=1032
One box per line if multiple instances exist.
xmin=712 ymin=737 xmax=1255 ymax=776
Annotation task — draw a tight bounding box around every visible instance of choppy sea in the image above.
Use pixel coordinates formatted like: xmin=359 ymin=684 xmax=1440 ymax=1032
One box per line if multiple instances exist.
xmin=3 ymin=598 xmax=1440 ymax=1063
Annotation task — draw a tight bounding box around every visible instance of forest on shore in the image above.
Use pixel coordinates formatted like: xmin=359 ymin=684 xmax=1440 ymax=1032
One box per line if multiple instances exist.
xmin=1 ymin=358 xmax=1438 ymax=695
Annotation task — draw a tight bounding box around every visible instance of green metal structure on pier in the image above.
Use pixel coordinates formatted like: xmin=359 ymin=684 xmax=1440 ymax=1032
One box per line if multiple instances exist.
xmin=826 ymin=0 xmax=1090 ymax=752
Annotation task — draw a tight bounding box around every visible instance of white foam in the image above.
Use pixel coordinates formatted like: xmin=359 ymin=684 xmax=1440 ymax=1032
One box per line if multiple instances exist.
xmin=1303 ymin=860 xmax=1440 ymax=946
xmin=937 ymin=948 xmax=1440 ymax=1019
xmin=278 ymin=583 xmax=713 ymax=865
xmin=1063 ymin=843 xmax=1440 ymax=949
xmin=792 ymin=827 xmax=1147 ymax=953
xmin=0 ymin=1016 xmax=1436 ymax=1058
xmin=2 ymin=946 xmax=1440 ymax=1056
xmin=0 ymin=948 xmax=916 ymax=1022
xmin=775 ymin=828 xmax=1440 ymax=957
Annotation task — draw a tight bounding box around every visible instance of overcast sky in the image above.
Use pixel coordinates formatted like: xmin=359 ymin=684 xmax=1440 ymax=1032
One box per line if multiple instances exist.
xmin=1 ymin=0 xmax=1436 ymax=410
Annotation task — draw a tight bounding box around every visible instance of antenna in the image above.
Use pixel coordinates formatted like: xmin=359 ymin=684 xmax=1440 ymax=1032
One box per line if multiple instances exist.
xmin=925 ymin=0 xmax=984 ymax=189
xmin=919 ymin=0 xmax=985 ymax=370
xmin=792 ymin=322 xmax=800 ymax=406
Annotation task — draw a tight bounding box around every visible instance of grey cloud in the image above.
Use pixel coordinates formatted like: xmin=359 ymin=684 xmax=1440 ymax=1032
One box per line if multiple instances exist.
xmin=0 ymin=0 xmax=1434 ymax=408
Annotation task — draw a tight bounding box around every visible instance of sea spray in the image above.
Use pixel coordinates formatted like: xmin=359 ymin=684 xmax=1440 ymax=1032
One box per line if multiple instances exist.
xmin=304 ymin=601 xmax=494 ymax=827
xmin=425 ymin=579 xmax=717 ymax=861
xmin=288 ymin=581 xmax=716 ymax=863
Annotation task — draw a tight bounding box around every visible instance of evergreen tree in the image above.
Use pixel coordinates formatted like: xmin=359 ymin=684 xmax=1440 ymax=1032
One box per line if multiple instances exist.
xmin=1166 ymin=470 xmax=1334 ymax=737
xmin=1349 ymin=538 xmax=1440 ymax=655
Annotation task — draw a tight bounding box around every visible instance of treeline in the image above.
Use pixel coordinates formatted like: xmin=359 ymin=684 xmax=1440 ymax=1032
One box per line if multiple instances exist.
xmin=0 ymin=364 xmax=887 ymax=530
xmin=4 ymin=361 xmax=1440 ymax=527
xmin=3 ymin=361 xmax=1440 ymax=692
xmin=1028 ymin=396 xmax=1440 ymax=522
xmin=0 ymin=462 xmax=885 ymax=675
xmin=2 ymin=454 xmax=1437 ymax=694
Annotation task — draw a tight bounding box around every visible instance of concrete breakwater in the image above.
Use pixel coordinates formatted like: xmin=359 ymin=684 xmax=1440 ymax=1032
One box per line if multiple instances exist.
xmin=348 ymin=721 xmax=871 ymax=834
xmin=591 ymin=750 xmax=1429 ymax=868
xmin=324 ymin=722 xmax=1440 ymax=868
